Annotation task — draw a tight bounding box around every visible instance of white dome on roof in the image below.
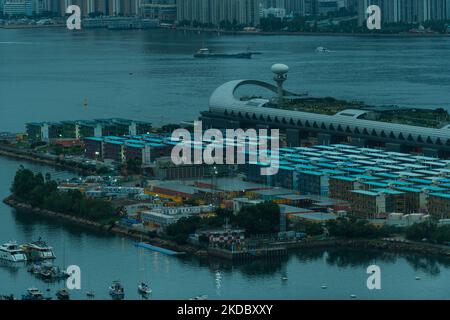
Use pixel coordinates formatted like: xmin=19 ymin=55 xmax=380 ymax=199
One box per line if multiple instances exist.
xmin=271 ymin=63 xmax=289 ymax=75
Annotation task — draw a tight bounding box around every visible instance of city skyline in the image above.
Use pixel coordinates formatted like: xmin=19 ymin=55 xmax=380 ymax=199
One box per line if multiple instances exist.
xmin=2 ymin=0 xmax=450 ymax=26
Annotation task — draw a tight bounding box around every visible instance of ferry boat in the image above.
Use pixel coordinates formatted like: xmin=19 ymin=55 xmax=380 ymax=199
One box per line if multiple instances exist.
xmin=109 ymin=281 xmax=125 ymax=300
xmin=194 ymin=48 xmax=255 ymax=59
xmin=21 ymin=238 xmax=56 ymax=261
xmin=0 ymin=241 xmax=27 ymax=262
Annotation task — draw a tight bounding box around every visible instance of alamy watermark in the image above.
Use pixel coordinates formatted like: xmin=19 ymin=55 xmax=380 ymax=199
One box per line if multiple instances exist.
xmin=366 ymin=265 xmax=381 ymax=290
xmin=170 ymin=121 xmax=280 ymax=176
xmin=66 ymin=5 xmax=81 ymax=30
xmin=66 ymin=265 xmax=81 ymax=290
xmin=367 ymin=5 xmax=381 ymax=30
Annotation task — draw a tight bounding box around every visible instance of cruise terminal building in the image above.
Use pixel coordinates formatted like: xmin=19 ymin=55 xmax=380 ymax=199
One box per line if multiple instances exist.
xmin=200 ymin=64 xmax=450 ymax=158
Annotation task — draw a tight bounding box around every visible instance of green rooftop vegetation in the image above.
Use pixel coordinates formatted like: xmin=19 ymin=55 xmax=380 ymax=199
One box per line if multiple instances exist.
xmin=261 ymin=96 xmax=450 ymax=129
xmin=360 ymin=108 xmax=450 ymax=128
xmin=266 ymin=97 xmax=366 ymax=115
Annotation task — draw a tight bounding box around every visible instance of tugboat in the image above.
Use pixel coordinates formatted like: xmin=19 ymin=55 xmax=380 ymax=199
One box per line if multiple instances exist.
xmin=22 ymin=288 xmax=44 ymax=300
xmin=0 ymin=241 xmax=27 ymax=262
xmin=21 ymin=238 xmax=56 ymax=261
xmin=56 ymin=288 xmax=70 ymax=300
xmin=109 ymin=281 xmax=125 ymax=300
xmin=138 ymin=282 xmax=152 ymax=295
xmin=194 ymin=48 xmax=255 ymax=59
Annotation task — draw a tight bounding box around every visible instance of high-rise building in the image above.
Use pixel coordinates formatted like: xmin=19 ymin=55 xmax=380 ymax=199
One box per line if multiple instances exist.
xmin=177 ymin=0 xmax=263 ymax=26
xmin=3 ymin=0 xmax=33 ymax=16
xmin=52 ymin=0 xmax=142 ymax=17
xmin=142 ymin=0 xmax=175 ymax=21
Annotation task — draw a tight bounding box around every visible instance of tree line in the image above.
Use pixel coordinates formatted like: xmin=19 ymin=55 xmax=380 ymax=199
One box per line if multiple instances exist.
xmin=11 ymin=167 xmax=116 ymax=222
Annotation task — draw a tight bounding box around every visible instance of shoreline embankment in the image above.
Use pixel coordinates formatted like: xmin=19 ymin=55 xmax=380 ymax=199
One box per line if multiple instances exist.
xmin=169 ymin=26 xmax=450 ymax=38
xmin=0 ymin=144 xmax=98 ymax=175
xmin=4 ymin=196 xmax=450 ymax=259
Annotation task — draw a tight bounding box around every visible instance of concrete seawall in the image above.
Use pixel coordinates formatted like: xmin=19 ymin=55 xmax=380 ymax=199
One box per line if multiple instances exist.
xmin=3 ymin=196 xmax=449 ymax=259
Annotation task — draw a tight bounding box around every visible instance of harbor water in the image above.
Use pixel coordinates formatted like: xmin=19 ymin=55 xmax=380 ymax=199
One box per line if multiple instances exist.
xmin=1 ymin=28 xmax=450 ymax=132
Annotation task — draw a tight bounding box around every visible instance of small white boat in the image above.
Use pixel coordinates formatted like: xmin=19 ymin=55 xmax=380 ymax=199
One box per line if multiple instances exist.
xmin=138 ymin=282 xmax=152 ymax=295
xmin=86 ymin=291 xmax=95 ymax=298
xmin=281 ymin=276 xmax=288 ymax=281
xmin=0 ymin=241 xmax=27 ymax=262
xmin=321 ymin=285 xmax=327 ymax=289
xmin=22 ymin=288 xmax=44 ymax=300
xmin=350 ymin=294 xmax=357 ymax=299
xmin=415 ymin=276 xmax=421 ymax=280
xmin=315 ymin=46 xmax=332 ymax=53
xmin=190 ymin=295 xmax=208 ymax=300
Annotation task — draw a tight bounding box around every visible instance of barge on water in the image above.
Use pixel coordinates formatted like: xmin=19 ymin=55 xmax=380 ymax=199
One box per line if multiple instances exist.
xmin=194 ymin=48 xmax=260 ymax=59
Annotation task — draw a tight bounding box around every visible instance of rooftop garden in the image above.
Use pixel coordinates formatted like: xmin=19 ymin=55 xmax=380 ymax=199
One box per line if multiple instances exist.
xmin=266 ymin=97 xmax=366 ymax=115
xmin=360 ymin=108 xmax=450 ymax=128
xmin=260 ymin=96 xmax=450 ymax=129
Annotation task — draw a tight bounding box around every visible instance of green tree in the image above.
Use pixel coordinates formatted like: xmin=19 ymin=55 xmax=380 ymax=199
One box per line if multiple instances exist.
xmin=234 ymin=202 xmax=280 ymax=235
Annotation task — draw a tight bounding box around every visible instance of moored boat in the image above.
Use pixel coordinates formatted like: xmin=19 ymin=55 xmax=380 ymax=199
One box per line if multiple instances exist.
xmin=0 ymin=241 xmax=27 ymax=262
xmin=109 ymin=281 xmax=125 ymax=300
xmin=28 ymin=262 xmax=69 ymax=281
xmin=21 ymin=238 xmax=56 ymax=261
xmin=22 ymin=288 xmax=44 ymax=300
xmin=56 ymin=288 xmax=70 ymax=300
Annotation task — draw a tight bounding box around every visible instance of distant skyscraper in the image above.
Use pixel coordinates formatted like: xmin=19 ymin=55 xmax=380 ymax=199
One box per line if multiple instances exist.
xmin=176 ymin=0 xmax=263 ymax=26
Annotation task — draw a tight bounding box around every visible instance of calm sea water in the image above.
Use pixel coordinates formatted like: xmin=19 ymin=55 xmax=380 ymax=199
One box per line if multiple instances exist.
xmin=0 ymin=28 xmax=450 ymax=300
xmin=1 ymin=28 xmax=450 ymax=132
xmin=0 ymin=156 xmax=449 ymax=300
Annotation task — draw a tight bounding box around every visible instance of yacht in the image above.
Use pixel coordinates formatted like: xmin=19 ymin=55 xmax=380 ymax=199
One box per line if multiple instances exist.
xmin=0 ymin=241 xmax=27 ymax=262
xmin=21 ymin=238 xmax=56 ymax=261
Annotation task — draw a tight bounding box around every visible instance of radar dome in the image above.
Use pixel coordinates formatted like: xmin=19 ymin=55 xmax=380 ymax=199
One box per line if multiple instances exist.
xmin=271 ymin=64 xmax=289 ymax=75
